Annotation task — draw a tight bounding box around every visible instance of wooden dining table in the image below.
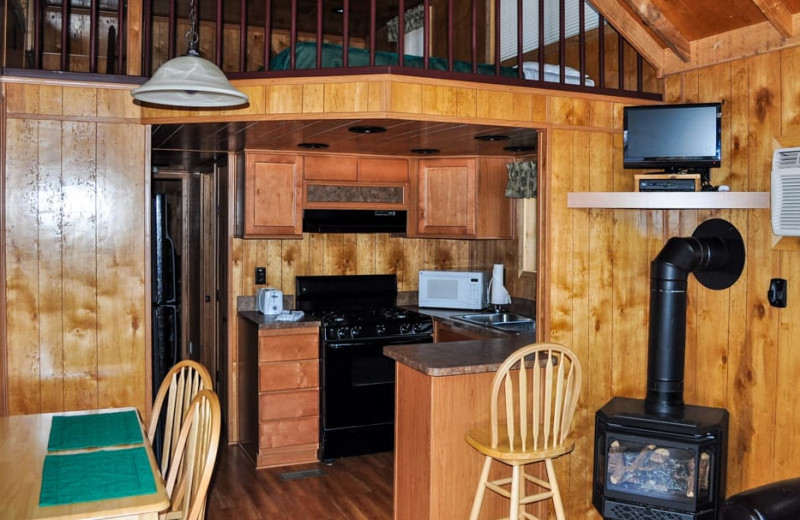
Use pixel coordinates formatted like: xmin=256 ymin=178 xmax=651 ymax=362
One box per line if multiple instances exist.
xmin=0 ymin=407 xmax=170 ymax=520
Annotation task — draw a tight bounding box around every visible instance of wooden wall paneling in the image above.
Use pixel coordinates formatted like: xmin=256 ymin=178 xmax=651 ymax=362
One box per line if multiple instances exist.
xmin=37 ymin=120 xmax=65 ymax=413
xmin=355 ymin=234 xmax=377 ymax=275
xmin=282 ymin=237 xmax=310 ymax=294
xmin=780 ymin=47 xmax=800 ymax=137
xmin=399 ymin=235 xmax=423 ymax=292
xmin=585 ymin=131 xmax=615 ymax=510
xmin=0 ymin=88 xmax=5 ymax=417
xmin=737 ymin=51 xmax=782 ymax=489
xmin=307 ymin=233 xmax=325 ymax=276
xmin=721 ymin=210 xmax=750 ymax=495
xmin=547 ymin=129 xmax=575 ymax=346
xmin=5 ymin=119 xmax=41 ymax=414
xmin=342 ymin=234 xmax=358 ymax=274
xmin=774 ymin=248 xmax=800 ymax=481
xmin=322 ymin=234 xmax=345 ymax=275
xmin=95 ymin=123 xmax=147 ymax=411
xmin=266 ymin=239 xmax=282 ymax=289
xmin=61 ymin=121 xmax=99 ymax=411
xmin=568 ymin=125 xmax=592 ymax=517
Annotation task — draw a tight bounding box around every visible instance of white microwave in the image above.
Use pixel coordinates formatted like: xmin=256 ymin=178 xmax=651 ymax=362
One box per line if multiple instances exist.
xmin=418 ymin=270 xmax=488 ymax=310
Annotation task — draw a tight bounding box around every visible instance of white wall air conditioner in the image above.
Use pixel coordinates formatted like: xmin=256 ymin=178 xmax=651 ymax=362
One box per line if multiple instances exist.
xmin=771 ymin=147 xmax=800 ymax=236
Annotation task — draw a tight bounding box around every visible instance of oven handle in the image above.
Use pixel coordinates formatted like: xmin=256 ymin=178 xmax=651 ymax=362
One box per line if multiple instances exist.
xmin=326 ymin=336 xmax=433 ymax=349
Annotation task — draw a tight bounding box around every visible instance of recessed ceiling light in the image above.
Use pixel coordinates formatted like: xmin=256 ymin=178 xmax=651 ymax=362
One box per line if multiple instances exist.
xmin=331 ymin=7 xmax=352 ymax=15
xmin=297 ymin=142 xmax=329 ymax=149
xmin=348 ymin=125 xmax=387 ymax=134
xmin=503 ymin=145 xmax=536 ymax=152
xmin=410 ymin=148 xmax=440 ymax=154
xmin=474 ymin=134 xmax=510 ymax=142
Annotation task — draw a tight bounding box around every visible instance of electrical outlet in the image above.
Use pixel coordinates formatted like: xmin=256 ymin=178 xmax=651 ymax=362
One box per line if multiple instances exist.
xmin=255 ymin=267 xmax=266 ymax=285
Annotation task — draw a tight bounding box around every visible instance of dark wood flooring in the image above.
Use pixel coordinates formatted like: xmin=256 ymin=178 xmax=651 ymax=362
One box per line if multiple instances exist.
xmin=206 ymin=445 xmax=394 ymax=520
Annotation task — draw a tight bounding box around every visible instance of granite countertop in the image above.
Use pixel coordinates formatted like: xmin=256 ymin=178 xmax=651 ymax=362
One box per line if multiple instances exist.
xmin=238 ymin=310 xmax=321 ymax=330
xmin=384 ymin=334 xmax=536 ymax=377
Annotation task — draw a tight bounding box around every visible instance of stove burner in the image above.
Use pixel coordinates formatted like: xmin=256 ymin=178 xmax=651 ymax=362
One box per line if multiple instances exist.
xmin=313 ymin=306 xmax=433 ymax=341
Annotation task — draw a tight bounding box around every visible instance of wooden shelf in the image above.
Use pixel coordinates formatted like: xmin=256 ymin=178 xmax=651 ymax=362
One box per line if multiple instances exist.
xmin=567 ymin=192 xmax=770 ymax=209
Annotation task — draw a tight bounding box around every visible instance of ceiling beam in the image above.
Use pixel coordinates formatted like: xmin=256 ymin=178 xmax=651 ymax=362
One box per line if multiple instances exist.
xmin=621 ymin=0 xmax=691 ymax=62
xmin=588 ymin=0 xmax=666 ymax=75
xmin=750 ymin=0 xmax=794 ymax=38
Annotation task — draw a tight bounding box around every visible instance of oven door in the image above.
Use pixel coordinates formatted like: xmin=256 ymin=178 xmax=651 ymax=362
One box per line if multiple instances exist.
xmin=322 ymin=335 xmax=432 ymax=430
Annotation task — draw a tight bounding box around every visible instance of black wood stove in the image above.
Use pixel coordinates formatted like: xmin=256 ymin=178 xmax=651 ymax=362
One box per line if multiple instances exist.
xmin=593 ymin=219 xmax=744 ymax=520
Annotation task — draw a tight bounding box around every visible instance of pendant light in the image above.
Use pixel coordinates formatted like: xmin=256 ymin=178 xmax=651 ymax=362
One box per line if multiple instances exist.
xmin=131 ymin=0 xmax=248 ymax=108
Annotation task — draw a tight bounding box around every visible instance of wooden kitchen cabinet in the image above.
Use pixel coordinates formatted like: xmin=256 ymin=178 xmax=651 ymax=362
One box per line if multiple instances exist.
xmin=237 ymin=318 xmax=320 ymax=469
xmin=241 ymin=152 xmax=303 ymax=238
xmin=304 ymin=154 xmax=409 ymax=183
xmin=413 ymin=157 xmax=514 ymax=238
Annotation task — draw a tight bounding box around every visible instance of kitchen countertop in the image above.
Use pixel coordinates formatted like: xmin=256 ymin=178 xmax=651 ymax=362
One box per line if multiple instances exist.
xmin=384 ymin=334 xmax=536 ymax=377
xmin=410 ymin=305 xmax=535 ymax=339
xmin=238 ymin=310 xmax=321 ymax=330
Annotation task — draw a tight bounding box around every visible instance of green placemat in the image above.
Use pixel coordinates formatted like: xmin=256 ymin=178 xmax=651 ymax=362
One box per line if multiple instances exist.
xmin=39 ymin=447 xmax=157 ymax=506
xmin=48 ymin=410 xmax=142 ymax=451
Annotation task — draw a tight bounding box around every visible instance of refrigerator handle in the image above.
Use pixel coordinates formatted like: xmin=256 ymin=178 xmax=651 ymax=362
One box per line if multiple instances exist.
xmin=165 ymin=233 xmax=178 ymax=304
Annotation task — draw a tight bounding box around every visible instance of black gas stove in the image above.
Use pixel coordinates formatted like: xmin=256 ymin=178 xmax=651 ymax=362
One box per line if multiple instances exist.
xmin=314 ymin=306 xmax=434 ymax=342
xmin=295 ymin=274 xmax=433 ymax=460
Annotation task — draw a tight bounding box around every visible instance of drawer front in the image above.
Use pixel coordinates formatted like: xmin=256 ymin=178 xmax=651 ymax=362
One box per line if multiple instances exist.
xmin=260 ymin=416 xmax=319 ymax=448
xmin=259 ymin=332 xmax=318 ymax=362
xmin=259 ymin=360 xmax=319 ymax=391
xmin=260 ymin=389 xmax=319 ymax=421
xmin=304 ymin=155 xmax=358 ymax=181
xmin=359 ymin=157 xmax=408 ymax=182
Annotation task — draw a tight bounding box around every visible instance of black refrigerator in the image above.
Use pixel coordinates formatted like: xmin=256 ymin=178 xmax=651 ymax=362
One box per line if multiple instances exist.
xmin=151 ymin=193 xmax=180 ymax=461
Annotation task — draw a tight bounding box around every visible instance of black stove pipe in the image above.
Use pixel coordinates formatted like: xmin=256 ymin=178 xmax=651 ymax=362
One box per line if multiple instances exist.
xmin=646 ymin=225 xmax=742 ymax=415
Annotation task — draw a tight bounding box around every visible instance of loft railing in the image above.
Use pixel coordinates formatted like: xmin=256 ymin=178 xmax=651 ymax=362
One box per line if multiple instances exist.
xmin=3 ymin=0 xmax=662 ymax=100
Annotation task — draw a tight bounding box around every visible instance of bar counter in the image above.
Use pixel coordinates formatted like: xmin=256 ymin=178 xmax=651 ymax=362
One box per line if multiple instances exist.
xmin=384 ymin=334 xmax=542 ymax=520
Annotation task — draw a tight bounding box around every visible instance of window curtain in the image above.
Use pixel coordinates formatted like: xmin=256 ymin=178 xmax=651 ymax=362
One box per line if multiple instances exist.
xmin=386 ymin=4 xmax=426 ymax=42
xmin=505 ymin=160 xmax=537 ymax=198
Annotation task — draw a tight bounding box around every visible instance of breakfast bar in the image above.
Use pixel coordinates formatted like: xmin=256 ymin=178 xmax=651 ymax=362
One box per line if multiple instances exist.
xmin=384 ymin=335 xmax=543 ymax=520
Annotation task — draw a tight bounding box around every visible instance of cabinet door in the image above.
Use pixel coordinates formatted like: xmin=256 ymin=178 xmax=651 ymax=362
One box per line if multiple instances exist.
xmin=416 ymin=158 xmax=477 ymax=236
xmin=244 ymin=153 xmax=302 ymax=237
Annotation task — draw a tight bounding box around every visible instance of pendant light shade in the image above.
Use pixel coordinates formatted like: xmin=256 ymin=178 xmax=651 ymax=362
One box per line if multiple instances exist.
xmin=132 ymin=49 xmax=249 ymax=108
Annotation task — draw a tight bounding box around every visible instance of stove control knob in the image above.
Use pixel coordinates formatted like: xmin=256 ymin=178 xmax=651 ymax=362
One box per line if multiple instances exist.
xmin=350 ymin=326 xmax=362 ymax=338
xmin=399 ymin=323 xmax=412 ymax=334
xmin=337 ymin=327 xmax=350 ymax=339
xmin=413 ymin=322 xmax=428 ymax=333
xmin=376 ymin=324 xmax=386 ymax=336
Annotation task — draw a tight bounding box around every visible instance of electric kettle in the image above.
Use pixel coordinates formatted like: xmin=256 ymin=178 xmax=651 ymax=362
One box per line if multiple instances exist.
xmin=257 ymin=288 xmax=284 ymax=315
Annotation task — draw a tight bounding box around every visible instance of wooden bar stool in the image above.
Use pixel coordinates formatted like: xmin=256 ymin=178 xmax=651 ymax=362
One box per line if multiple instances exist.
xmin=466 ymin=343 xmax=582 ymax=520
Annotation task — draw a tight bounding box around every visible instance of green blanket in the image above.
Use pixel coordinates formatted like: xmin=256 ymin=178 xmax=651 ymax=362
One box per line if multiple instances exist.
xmin=48 ymin=410 xmax=143 ymax=451
xmin=270 ymin=41 xmax=518 ymax=77
xmin=39 ymin=447 xmax=156 ymax=506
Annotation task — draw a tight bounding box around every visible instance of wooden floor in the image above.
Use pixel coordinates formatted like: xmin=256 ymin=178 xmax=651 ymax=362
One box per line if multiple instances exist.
xmin=206 ymin=444 xmax=394 ymax=519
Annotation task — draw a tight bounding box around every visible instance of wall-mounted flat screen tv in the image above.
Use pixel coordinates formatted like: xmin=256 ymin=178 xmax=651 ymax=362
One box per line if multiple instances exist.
xmin=623 ymin=102 xmax=722 ymax=172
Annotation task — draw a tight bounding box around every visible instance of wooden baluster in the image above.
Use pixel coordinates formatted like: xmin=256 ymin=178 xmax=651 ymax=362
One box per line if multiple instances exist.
xmin=168 ymin=0 xmax=176 ymax=60
xmin=598 ymin=14 xmax=605 ymax=88
xmin=316 ymin=0 xmax=323 ymax=69
xmin=579 ymin=0 xmax=586 ymax=85
xmin=343 ymin=0 xmax=350 ymax=67
xmin=90 ymin=0 xmax=98 ymax=72
xmin=239 ymin=0 xmax=247 ymax=71
xmin=143 ymin=0 xmax=153 ymax=74
xmin=538 ymin=0 xmax=545 ymax=81
xmin=263 ymin=0 xmax=272 ymax=71
xmin=398 ymin=0 xmax=404 ymax=65
xmin=289 ymin=0 xmax=297 ymax=69
xmin=60 ymin=0 xmax=69 ymax=70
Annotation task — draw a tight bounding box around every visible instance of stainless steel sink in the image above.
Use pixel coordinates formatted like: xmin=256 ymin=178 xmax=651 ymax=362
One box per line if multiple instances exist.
xmin=452 ymin=312 xmax=536 ymax=333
